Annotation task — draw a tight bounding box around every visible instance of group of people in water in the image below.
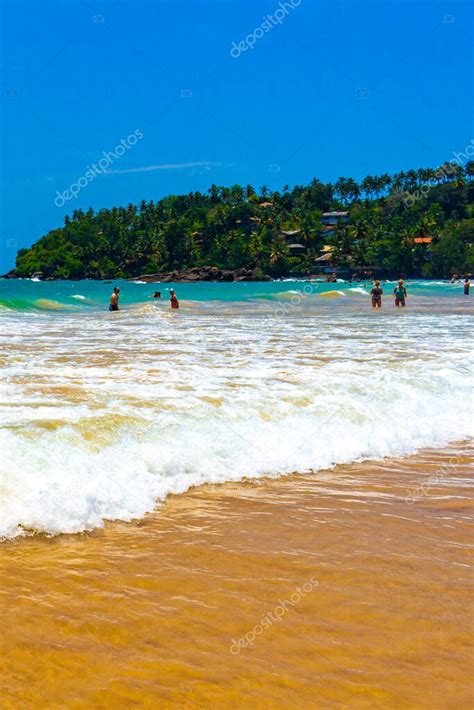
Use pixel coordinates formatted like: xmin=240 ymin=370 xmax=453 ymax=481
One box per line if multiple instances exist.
xmin=109 ymin=276 xmax=470 ymax=312
xmin=109 ymin=287 xmax=179 ymax=311
xmin=370 ymin=279 xmax=408 ymax=308
xmin=369 ymin=277 xmax=470 ymax=307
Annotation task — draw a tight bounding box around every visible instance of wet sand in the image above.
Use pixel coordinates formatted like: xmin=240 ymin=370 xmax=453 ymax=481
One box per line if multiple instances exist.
xmin=1 ymin=444 xmax=473 ymax=709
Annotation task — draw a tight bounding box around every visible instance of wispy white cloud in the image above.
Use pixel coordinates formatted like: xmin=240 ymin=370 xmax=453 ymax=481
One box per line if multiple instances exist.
xmin=106 ymin=161 xmax=220 ymax=175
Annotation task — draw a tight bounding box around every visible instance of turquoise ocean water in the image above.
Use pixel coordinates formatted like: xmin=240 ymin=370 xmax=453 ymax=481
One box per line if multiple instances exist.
xmin=0 ymin=277 xmax=469 ymax=312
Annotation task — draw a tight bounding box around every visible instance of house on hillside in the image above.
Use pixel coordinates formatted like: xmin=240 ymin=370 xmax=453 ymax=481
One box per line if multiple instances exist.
xmin=281 ymin=229 xmax=302 ymax=244
xmin=278 ymin=230 xmax=305 ymax=255
xmin=287 ymin=243 xmax=306 ymax=255
xmin=313 ymin=245 xmax=335 ymax=271
xmin=313 ymin=244 xmax=351 ymax=276
xmin=314 ymin=252 xmax=333 ymax=265
xmin=321 ymin=211 xmax=349 ymax=237
xmin=191 ymin=230 xmax=203 ymax=245
xmin=413 ymin=236 xmax=434 ymax=264
xmin=321 ymin=211 xmax=349 ymax=226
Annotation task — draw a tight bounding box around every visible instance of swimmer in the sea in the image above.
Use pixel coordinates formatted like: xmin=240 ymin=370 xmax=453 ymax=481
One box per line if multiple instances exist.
xmin=370 ymin=281 xmax=383 ymax=308
xmin=393 ymin=279 xmax=407 ymax=307
xmin=464 ymin=277 xmax=470 ymax=295
xmin=152 ymin=291 xmax=161 ymax=298
xmin=109 ymin=286 xmax=120 ymax=311
xmin=170 ymin=289 xmax=179 ymax=309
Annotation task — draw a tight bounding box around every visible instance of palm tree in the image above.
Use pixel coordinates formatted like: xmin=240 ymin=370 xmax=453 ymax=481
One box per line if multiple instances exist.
xmin=335 ymin=177 xmax=352 ymax=205
xmin=449 ymin=164 xmax=466 ymax=187
xmin=270 ymin=238 xmax=288 ymax=264
xmin=209 ymin=184 xmax=220 ymax=203
xmin=391 ymin=172 xmax=407 ymax=193
xmin=361 ymin=175 xmax=376 ymax=199
xmin=377 ymin=173 xmax=392 ymax=196
xmin=405 ymin=170 xmax=419 ymax=191
xmin=230 ymin=185 xmax=244 ymax=204
xmin=439 ymin=162 xmax=460 ymax=182
xmin=346 ymin=177 xmax=360 ymax=201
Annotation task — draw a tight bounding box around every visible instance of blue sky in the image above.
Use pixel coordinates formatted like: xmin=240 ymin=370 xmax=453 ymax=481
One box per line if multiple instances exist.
xmin=0 ymin=0 xmax=472 ymax=272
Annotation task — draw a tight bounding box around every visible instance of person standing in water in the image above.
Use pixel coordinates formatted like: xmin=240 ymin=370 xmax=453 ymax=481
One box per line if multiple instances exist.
xmin=170 ymin=289 xmax=179 ymax=309
xmin=109 ymin=286 xmax=120 ymax=311
xmin=393 ymin=279 xmax=408 ymax=307
xmin=370 ymin=281 xmax=383 ymax=308
xmin=464 ymin=277 xmax=470 ymax=295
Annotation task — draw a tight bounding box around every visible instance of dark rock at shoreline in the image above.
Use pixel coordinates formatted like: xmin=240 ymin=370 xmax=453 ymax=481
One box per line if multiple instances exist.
xmin=1 ymin=266 xmax=272 ymax=282
xmin=128 ymin=266 xmax=272 ymax=283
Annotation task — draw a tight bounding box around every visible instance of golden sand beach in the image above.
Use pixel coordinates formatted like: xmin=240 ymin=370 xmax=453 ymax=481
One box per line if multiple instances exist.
xmin=2 ymin=444 xmax=472 ymax=709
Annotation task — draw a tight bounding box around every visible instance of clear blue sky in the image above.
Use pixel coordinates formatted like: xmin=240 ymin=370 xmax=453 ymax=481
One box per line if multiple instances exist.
xmin=0 ymin=0 xmax=472 ymax=272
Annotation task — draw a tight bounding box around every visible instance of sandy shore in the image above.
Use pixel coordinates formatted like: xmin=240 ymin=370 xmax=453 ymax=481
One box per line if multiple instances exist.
xmin=2 ymin=443 xmax=473 ymax=709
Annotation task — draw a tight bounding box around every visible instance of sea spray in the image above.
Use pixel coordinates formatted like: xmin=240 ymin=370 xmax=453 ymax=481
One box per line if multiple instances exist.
xmin=1 ymin=280 xmax=472 ymax=538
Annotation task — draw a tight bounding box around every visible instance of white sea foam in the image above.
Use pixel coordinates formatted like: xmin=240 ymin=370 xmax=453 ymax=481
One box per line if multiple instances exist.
xmin=348 ymin=287 xmax=368 ymax=295
xmin=0 ymin=303 xmax=472 ymax=539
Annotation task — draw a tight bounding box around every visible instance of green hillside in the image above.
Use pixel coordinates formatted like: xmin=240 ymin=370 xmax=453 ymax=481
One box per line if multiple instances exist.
xmin=12 ymin=162 xmax=474 ymax=280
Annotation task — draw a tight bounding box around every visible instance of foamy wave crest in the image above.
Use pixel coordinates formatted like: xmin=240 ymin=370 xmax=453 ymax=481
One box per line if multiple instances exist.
xmin=318 ymin=290 xmax=345 ymax=298
xmin=34 ymin=298 xmax=74 ymax=310
xmin=349 ymin=287 xmax=369 ymax=295
xmin=1 ymin=362 xmax=472 ymax=539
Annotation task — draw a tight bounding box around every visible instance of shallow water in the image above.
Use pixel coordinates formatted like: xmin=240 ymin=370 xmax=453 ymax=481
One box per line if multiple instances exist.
xmin=0 ymin=279 xmax=473 ymax=539
xmin=2 ymin=445 xmax=473 ymax=708
xmin=0 ymin=276 xmax=470 ymax=311
xmin=1 ymin=279 xmax=473 ymax=707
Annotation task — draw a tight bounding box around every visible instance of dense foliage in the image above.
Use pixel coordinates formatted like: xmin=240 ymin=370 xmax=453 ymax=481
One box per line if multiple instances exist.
xmin=14 ymin=162 xmax=474 ymax=279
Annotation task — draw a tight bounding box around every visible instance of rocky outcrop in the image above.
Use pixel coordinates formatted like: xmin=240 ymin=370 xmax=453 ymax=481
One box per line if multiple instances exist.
xmin=2 ymin=266 xmax=273 ymax=282
xmin=128 ymin=266 xmax=272 ymax=283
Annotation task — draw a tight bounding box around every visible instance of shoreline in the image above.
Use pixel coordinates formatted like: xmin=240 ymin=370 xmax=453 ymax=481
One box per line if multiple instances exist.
xmin=3 ymin=439 xmax=472 ymax=543
xmin=3 ymin=268 xmax=462 ymax=284
xmin=3 ymin=442 xmax=473 ymax=707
